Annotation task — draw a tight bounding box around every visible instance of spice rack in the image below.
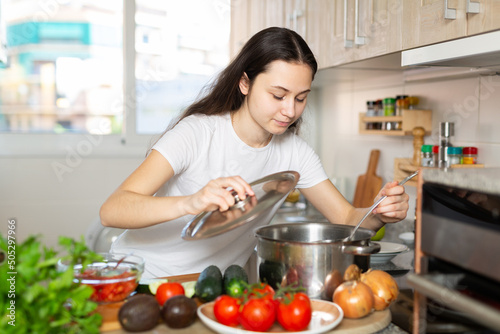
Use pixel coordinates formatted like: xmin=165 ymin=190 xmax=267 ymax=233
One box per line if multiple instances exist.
xmin=394 ymin=157 xmax=485 ymax=187
xmin=359 ymin=109 xmax=432 ymax=136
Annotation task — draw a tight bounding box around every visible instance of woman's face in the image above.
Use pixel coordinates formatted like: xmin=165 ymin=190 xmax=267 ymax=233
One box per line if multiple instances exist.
xmin=240 ymin=60 xmax=313 ymax=135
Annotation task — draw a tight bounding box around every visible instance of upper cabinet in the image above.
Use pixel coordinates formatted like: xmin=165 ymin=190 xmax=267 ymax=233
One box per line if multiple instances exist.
xmin=402 ymin=0 xmax=500 ymax=49
xmin=230 ymin=0 xmax=500 ymax=69
xmin=467 ymin=0 xmax=500 ymax=36
xmin=306 ymin=0 xmax=403 ymax=69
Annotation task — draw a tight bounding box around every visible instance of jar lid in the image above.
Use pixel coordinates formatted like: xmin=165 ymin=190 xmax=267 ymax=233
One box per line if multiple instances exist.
xmin=421 ymin=145 xmax=433 ymax=153
xmin=366 ymin=101 xmax=375 ymax=107
xmin=447 ymin=146 xmax=462 ymax=154
xmin=395 ymin=95 xmax=408 ymax=100
xmin=432 ymin=145 xmax=439 ymax=153
xmin=383 ymin=98 xmax=395 ymax=103
xmin=463 ymin=146 xmax=478 ymax=154
xmin=181 ymin=171 xmax=300 ymax=240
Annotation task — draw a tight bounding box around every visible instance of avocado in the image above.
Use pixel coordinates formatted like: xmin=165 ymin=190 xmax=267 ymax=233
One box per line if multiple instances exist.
xmin=118 ymin=294 xmax=160 ymax=332
xmin=195 ymin=265 xmax=223 ymax=302
xmin=161 ymin=295 xmax=197 ymax=329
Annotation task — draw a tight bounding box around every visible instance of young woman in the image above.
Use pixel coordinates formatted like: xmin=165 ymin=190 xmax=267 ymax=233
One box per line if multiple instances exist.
xmin=100 ymin=27 xmax=409 ymax=280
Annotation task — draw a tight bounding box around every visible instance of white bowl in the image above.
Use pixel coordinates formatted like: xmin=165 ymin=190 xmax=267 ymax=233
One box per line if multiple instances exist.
xmin=370 ymin=241 xmax=409 ymax=264
xmin=398 ymin=232 xmax=415 ymax=245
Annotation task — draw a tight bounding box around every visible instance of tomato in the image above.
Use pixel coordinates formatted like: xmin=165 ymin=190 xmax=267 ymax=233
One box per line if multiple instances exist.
xmin=239 ymin=297 xmax=276 ymax=332
xmin=156 ymin=282 xmax=185 ymax=306
xmin=277 ymin=292 xmax=312 ymax=331
xmin=213 ymin=295 xmax=241 ymax=327
xmin=246 ymin=282 xmax=275 ymax=300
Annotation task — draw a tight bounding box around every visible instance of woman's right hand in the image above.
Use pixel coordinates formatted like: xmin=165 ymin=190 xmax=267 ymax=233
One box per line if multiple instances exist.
xmin=185 ymin=176 xmax=255 ymax=214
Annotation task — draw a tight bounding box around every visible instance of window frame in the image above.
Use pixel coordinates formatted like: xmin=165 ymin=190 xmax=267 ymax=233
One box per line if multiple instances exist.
xmin=0 ymin=0 xmax=152 ymax=158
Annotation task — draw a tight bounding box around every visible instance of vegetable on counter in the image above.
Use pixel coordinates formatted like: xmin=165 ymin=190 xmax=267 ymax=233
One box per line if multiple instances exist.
xmin=161 ymin=295 xmax=197 ymax=329
xmin=118 ymin=294 xmax=160 ymax=332
xmin=195 ymin=265 xmax=223 ymax=302
xmin=0 ymin=235 xmax=103 ymax=334
xmin=223 ymin=264 xmax=248 ymax=297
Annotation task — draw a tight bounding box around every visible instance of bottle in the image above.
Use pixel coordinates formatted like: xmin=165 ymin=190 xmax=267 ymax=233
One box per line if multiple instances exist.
xmin=421 ymin=145 xmax=433 ymax=167
xmin=462 ymin=147 xmax=478 ymax=164
xmin=432 ymin=145 xmax=439 ymax=167
xmin=438 ymin=122 xmax=454 ymax=168
xmin=447 ymin=146 xmax=462 ymax=167
xmin=366 ymin=101 xmax=376 ymax=130
xmin=395 ymin=95 xmax=409 ymax=116
xmin=383 ymin=98 xmax=396 ymax=130
xmin=407 ymin=96 xmax=419 ymax=109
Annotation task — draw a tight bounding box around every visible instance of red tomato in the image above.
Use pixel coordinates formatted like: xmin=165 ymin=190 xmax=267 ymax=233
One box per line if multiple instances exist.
xmin=246 ymin=282 xmax=275 ymax=300
xmin=214 ymin=295 xmax=241 ymax=327
xmin=277 ymin=292 xmax=312 ymax=331
xmin=239 ymin=297 xmax=276 ymax=332
xmin=155 ymin=282 xmax=185 ymax=306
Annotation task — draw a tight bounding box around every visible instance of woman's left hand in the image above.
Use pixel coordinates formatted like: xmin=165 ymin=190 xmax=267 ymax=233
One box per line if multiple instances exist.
xmin=371 ymin=181 xmax=410 ymax=224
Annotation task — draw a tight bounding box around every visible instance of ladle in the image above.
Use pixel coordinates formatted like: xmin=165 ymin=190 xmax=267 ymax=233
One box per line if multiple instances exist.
xmin=344 ymin=170 xmax=419 ymax=242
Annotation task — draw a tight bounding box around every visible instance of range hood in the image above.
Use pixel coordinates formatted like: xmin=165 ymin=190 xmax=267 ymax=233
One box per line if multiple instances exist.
xmin=402 ymin=30 xmax=500 ymax=70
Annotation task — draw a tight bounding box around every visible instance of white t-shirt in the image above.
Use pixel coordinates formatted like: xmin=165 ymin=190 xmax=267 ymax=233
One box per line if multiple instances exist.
xmin=111 ymin=113 xmax=328 ymax=280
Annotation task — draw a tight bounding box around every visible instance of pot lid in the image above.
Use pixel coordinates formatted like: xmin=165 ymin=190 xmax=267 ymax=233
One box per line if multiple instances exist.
xmin=181 ymin=171 xmax=300 ymax=240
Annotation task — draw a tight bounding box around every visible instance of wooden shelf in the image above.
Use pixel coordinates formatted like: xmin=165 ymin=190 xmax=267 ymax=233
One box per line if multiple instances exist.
xmin=394 ymin=157 xmax=485 ymax=186
xmin=359 ymin=109 xmax=432 ymax=136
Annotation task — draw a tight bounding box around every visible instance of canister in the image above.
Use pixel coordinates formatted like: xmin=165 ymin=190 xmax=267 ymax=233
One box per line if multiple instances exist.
xmin=462 ymin=147 xmax=478 ymax=164
xmin=421 ymin=145 xmax=433 ymax=167
xmin=447 ymin=146 xmax=462 ymax=167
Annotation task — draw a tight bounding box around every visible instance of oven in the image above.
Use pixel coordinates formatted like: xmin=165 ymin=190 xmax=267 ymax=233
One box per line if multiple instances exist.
xmin=408 ymin=167 xmax=500 ymax=333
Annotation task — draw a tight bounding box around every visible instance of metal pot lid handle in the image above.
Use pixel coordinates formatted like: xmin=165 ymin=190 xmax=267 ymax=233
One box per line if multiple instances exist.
xmin=341 ymin=242 xmax=381 ymax=255
xmin=181 ymin=171 xmax=300 ymax=240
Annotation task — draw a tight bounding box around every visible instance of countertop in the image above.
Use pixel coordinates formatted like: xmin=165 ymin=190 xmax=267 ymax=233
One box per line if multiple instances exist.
xmin=422 ymin=167 xmax=500 ymax=195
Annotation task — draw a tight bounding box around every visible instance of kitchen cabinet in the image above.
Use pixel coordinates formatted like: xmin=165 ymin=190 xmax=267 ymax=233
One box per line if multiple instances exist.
xmin=402 ymin=0 xmax=500 ymax=50
xmin=467 ymin=0 xmax=500 ymax=35
xmin=310 ymin=0 xmax=403 ymax=69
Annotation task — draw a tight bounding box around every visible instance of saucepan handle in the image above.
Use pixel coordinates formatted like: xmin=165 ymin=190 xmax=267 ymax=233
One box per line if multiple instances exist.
xmin=341 ymin=242 xmax=381 ymax=255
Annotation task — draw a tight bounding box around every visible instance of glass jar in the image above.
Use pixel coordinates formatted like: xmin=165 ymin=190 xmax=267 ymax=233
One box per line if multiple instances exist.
xmin=432 ymin=145 xmax=439 ymax=168
xmin=366 ymin=101 xmax=376 ymax=130
xmin=462 ymin=147 xmax=478 ymax=164
xmin=447 ymin=146 xmax=462 ymax=167
xmin=395 ymin=95 xmax=409 ymax=116
xmin=407 ymin=96 xmax=419 ymax=109
xmin=421 ymin=145 xmax=433 ymax=167
xmin=383 ymin=98 xmax=395 ymax=116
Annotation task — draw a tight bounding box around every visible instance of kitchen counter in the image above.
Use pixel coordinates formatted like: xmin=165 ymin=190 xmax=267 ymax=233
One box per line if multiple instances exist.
xmin=422 ymin=167 xmax=500 ymax=195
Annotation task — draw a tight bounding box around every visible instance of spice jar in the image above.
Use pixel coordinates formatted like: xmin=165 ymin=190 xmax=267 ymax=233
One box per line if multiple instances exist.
xmin=395 ymin=95 xmax=409 ymax=116
xmin=432 ymin=145 xmax=439 ymax=167
xmin=365 ymin=101 xmax=376 ymax=130
xmin=421 ymin=145 xmax=433 ymax=167
xmin=407 ymin=96 xmax=419 ymax=109
xmin=462 ymin=146 xmax=478 ymax=164
xmin=447 ymin=146 xmax=462 ymax=167
xmin=383 ymin=98 xmax=395 ymax=116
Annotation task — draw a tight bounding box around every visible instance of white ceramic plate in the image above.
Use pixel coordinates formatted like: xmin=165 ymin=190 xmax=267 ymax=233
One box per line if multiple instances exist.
xmin=197 ymin=299 xmax=344 ymax=334
xmin=370 ymin=241 xmax=409 ymax=264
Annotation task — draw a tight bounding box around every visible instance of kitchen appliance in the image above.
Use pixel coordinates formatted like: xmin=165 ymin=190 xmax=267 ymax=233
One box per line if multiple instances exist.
xmin=402 ymin=30 xmax=500 ymax=70
xmin=408 ymin=168 xmax=500 ymax=333
xmin=254 ymin=222 xmax=380 ymax=300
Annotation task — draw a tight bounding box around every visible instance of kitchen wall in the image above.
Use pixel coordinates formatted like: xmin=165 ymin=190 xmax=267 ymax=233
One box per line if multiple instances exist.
xmin=2 ymin=64 xmax=499 ymax=249
xmin=310 ymin=65 xmax=500 ymax=236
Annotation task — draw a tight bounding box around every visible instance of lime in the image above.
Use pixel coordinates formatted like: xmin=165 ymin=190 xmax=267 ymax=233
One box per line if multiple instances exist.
xmin=148 ymin=279 xmax=169 ymax=295
xmin=371 ymin=225 xmax=385 ymax=241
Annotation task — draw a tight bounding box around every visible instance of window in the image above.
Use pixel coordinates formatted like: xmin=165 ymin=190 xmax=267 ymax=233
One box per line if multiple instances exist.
xmin=0 ymin=0 xmax=230 ymax=154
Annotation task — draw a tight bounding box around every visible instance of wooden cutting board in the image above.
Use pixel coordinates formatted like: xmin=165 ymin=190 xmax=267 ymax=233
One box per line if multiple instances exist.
xmin=352 ymin=149 xmax=383 ymax=208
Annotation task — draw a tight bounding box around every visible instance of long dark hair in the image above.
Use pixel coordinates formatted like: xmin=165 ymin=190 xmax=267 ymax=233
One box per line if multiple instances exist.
xmin=151 ymin=27 xmax=317 ymax=151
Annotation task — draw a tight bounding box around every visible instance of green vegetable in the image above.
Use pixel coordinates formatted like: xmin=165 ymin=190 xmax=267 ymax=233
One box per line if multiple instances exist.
xmin=223 ymin=264 xmax=248 ymax=297
xmin=195 ymin=265 xmax=223 ymax=302
xmin=0 ymin=234 xmax=103 ymax=334
xmin=181 ymin=281 xmax=196 ymax=298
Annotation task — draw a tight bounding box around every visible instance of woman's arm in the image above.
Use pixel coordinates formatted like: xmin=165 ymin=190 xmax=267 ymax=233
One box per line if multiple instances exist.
xmin=300 ymin=179 xmax=409 ymax=231
xmin=100 ymin=150 xmax=254 ymax=229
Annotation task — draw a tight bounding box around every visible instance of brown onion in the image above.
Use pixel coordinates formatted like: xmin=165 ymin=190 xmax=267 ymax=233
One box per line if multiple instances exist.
xmin=360 ymin=269 xmax=399 ymax=311
xmin=343 ymin=264 xmax=361 ymax=281
xmin=333 ymin=280 xmax=374 ymax=319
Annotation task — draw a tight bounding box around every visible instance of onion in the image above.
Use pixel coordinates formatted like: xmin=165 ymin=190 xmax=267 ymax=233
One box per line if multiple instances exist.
xmin=360 ymin=269 xmax=399 ymax=311
xmin=343 ymin=264 xmax=361 ymax=281
xmin=333 ymin=281 xmax=374 ymax=319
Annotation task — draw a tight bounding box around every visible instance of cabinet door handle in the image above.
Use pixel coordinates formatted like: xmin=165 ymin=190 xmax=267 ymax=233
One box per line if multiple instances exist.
xmin=444 ymin=0 xmax=456 ymax=19
xmin=466 ymin=0 xmax=480 ymax=14
xmin=288 ymin=9 xmax=304 ymax=32
xmin=343 ymin=0 xmax=353 ymax=48
xmin=354 ymin=0 xmax=366 ymax=45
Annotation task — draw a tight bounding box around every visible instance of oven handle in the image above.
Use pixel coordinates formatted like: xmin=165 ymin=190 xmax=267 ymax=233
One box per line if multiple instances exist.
xmin=406 ymin=273 xmax=500 ymax=331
